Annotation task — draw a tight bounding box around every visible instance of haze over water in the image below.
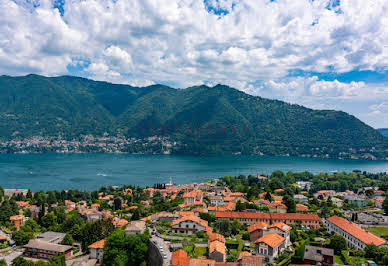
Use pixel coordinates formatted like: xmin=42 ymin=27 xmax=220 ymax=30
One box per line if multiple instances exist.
xmin=0 ymin=154 xmax=387 ymax=191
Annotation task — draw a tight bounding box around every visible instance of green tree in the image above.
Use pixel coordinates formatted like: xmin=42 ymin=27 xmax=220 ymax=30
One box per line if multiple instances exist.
xmin=103 ymin=230 xmax=149 ymax=266
xmin=12 ymin=230 xmax=34 ymax=246
xmin=0 ymin=259 xmax=7 ymax=266
xmin=382 ymin=197 xmax=388 ymax=215
xmin=283 ymin=195 xmax=296 ymax=213
xmin=328 ymin=235 xmax=347 ymax=254
xmin=61 ymin=233 xmax=74 ymax=246
xmin=41 ymin=213 xmax=57 ymax=229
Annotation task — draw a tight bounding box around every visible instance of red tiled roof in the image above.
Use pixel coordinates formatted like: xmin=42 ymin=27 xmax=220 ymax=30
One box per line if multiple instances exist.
xmin=254 ymin=233 xmax=284 ymax=248
xmin=248 ymin=222 xmax=268 ymax=233
xmin=88 ymin=239 xmax=105 ymax=249
xmin=209 ymin=240 xmax=226 ymax=254
xmin=208 ymin=232 xmax=225 ymax=243
xmin=269 ymin=222 xmax=291 ymax=232
xmin=172 ymin=215 xmax=208 ymax=228
xmin=172 ymin=249 xmax=189 ymax=266
xmin=216 ymin=212 xmax=319 ymax=221
xmin=326 ymin=216 xmax=386 ymax=246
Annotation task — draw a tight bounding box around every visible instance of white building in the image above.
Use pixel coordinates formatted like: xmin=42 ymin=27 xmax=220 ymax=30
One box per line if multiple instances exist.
xmin=325 ymin=216 xmax=387 ymax=250
xmin=293 ymin=194 xmax=308 ymax=203
xmin=171 ymin=215 xmax=209 ymax=235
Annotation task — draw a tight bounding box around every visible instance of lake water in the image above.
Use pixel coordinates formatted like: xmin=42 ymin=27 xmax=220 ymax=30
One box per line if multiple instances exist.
xmin=0 ymin=154 xmax=387 ymax=191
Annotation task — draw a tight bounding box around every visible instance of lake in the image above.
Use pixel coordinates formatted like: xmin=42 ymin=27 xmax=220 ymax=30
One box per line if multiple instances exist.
xmin=0 ymin=154 xmax=387 ymax=191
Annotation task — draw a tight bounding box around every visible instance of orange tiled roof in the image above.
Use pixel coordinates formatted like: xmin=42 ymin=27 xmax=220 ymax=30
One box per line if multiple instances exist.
xmin=209 ymin=240 xmax=226 ymax=254
xmin=216 ymin=211 xmax=319 ymax=221
xmin=88 ymin=239 xmax=105 ymax=249
xmin=237 ymin=251 xmax=251 ymax=261
xmin=269 ymin=222 xmax=291 ymax=232
xmin=91 ymin=203 xmax=100 ymax=207
xmin=172 ymin=249 xmax=189 ymax=266
xmin=254 ymin=233 xmax=284 ymax=248
xmin=248 ymin=222 xmax=268 ymax=233
xmin=189 ymin=258 xmax=216 ymax=266
xmin=10 ymin=215 xmax=24 ymax=221
xmin=274 ymin=189 xmax=284 ymax=193
xmin=268 ymin=201 xmax=287 ymax=209
xmin=172 ymin=215 xmax=208 ymax=228
xmin=0 ymin=235 xmax=7 ymax=241
xmin=208 ymin=232 xmax=225 ymax=243
xmin=176 ymin=211 xmax=195 ymax=217
xmin=113 ymin=219 xmax=129 ymax=227
xmin=16 ymin=201 xmax=29 ymax=207
xmin=128 ymin=206 xmax=138 ymax=210
xmin=326 ymin=216 xmax=386 ymax=246
xmin=296 ymin=204 xmax=309 ymax=212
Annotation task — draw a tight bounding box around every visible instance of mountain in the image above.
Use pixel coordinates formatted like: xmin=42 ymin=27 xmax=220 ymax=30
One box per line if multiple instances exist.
xmin=0 ymin=74 xmax=387 ymax=159
xmin=378 ymin=128 xmax=388 ymax=137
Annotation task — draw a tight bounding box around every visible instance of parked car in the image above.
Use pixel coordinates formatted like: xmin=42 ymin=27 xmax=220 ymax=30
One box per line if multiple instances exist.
xmin=163 ymin=253 xmax=167 ymax=259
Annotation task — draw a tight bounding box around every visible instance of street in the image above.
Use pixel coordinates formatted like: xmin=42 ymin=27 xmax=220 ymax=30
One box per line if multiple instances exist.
xmin=150 ymin=233 xmax=172 ymax=266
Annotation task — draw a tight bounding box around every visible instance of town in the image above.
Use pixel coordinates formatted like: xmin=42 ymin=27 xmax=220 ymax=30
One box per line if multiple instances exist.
xmin=0 ymin=171 xmax=387 ymax=266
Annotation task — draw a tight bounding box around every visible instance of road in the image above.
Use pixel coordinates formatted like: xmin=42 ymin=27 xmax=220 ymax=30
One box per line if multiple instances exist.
xmin=150 ymin=233 xmax=172 ymax=266
xmin=0 ymin=248 xmax=23 ymax=265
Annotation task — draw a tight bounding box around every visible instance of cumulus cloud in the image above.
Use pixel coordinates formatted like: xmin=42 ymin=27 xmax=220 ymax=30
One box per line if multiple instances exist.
xmin=1 ymin=0 xmax=387 ymax=126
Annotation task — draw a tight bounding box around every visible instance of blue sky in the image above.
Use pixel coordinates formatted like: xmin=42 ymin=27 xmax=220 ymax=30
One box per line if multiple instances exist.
xmin=1 ymin=0 xmax=387 ymax=128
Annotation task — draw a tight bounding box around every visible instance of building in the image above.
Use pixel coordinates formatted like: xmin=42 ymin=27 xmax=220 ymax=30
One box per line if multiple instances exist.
xmin=209 ymin=196 xmax=225 ymax=207
xmin=172 ymin=249 xmax=189 ymax=266
xmin=325 ymin=216 xmax=387 ymax=250
xmin=36 ymin=231 xmax=66 ymax=244
xmin=3 ymin=189 xmax=28 ymax=197
xmin=254 ymin=233 xmax=285 ymax=262
xmin=248 ymin=222 xmax=268 ymax=242
xmin=303 ymin=245 xmax=334 ymax=266
xmin=151 ymin=212 xmax=180 ymax=223
xmin=375 ymin=198 xmax=384 ymax=209
xmin=296 ymin=204 xmax=309 ymax=212
xmin=296 ymin=181 xmax=313 ymax=190
xmin=268 ymin=202 xmax=287 ymax=213
xmin=209 ymin=240 xmax=226 ymax=262
xmin=88 ymin=239 xmax=105 ymax=264
xmin=171 ymin=215 xmax=209 ymax=235
xmin=294 ymin=194 xmax=308 ymax=204
xmin=216 ymin=212 xmax=320 ymax=229
xmin=331 ymin=197 xmax=344 ymax=208
xmin=125 ymin=220 xmax=146 ymax=235
xmin=10 ymin=215 xmax=25 ymax=230
xmin=24 ymin=239 xmax=73 ymax=260
xmin=268 ymin=223 xmax=292 ymax=247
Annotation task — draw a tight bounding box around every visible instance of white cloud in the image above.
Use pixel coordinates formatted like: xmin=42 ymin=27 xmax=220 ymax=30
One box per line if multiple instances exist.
xmin=1 ymin=0 xmax=388 ymax=126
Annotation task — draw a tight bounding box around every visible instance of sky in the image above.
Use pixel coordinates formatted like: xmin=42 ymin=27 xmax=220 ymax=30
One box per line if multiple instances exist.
xmin=0 ymin=0 xmax=387 ymax=128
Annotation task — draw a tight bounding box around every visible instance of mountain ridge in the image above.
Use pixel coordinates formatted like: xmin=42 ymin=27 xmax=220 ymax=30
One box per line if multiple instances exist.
xmin=0 ymin=74 xmax=387 ymax=159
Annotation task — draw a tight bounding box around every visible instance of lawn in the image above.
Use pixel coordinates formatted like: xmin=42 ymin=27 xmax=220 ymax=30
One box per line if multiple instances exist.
xmin=334 ymin=255 xmax=345 ymax=265
xmin=193 ymin=247 xmax=207 ymax=257
xmin=366 ymin=227 xmax=388 ymax=238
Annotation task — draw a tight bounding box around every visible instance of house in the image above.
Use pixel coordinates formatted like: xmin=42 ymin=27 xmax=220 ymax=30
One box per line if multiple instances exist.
xmin=209 ymin=240 xmax=226 ymax=262
xmin=113 ymin=219 xmax=129 ymax=228
xmin=348 ymin=197 xmax=369 ymax=207
xmin=36 ymin=231 xmax=66 ymax=244
xmin=248 ymin=222 xmax=268 ymax=242
xmin=296 ymin=204 xmax=309 ymax=212
xmin=209 ymin=196 xmax=224 ymax=207
xmin=188 ymin=258 xmax=216 ymax=266
xmin=331 ymin=197 xmax=343 ymax=208
xmin=3 ymin=189 xmax=28 ymax=197
xmin=172 ymin=249 xmax=189 ymax=266
xmin=268 ymin=202 xmax=287 ymax=213
xmin=237 ymin=253 xmax=263 ymax=266
xmin=296 ymin=181 xmax=313 ymax=190
xmin=24 ymin=239 xmax=73 ymax=260
xmin=125 ymin=220 xmax=146 ymax=235
xmin=216 ymin=212 xmax=320 ymax=229
xmin=151 ymin=212 xmax=180 ymax=223
xmin=325 ymin=216 xmax=387 ymax=250
xmin=183 ymin=190 xmax=202 ymax=206
xmin=294 ymin=194 xmax=308 ymax=204
xmin=88 ymin=239 xmax=105 ymax=264
xmin=10 ymin=215 xmax=25 ymax=230
xmin=171 ymin=215 xmax=209 ymax=235
xmin=254 ymin=233 xmax=285 ymax=262
xmin=26 ymin=205 xmax=40 ymax=218
xmin=303 ymin=245 xmax=334 ymax=266
xmin=268 ymin=223 xmax=292 ymax=247
xmin=80 ymin=209 xmax=104 ymax=221
xmin=16 ymin=201 xmax=30 ymax=208
xmin=91 ymin=203 xmax=100 ymax=210
xmin=0 ymin=236 xmax=7 ymax=244
xmin=375 ymin=198 xmax=384 ymax=209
